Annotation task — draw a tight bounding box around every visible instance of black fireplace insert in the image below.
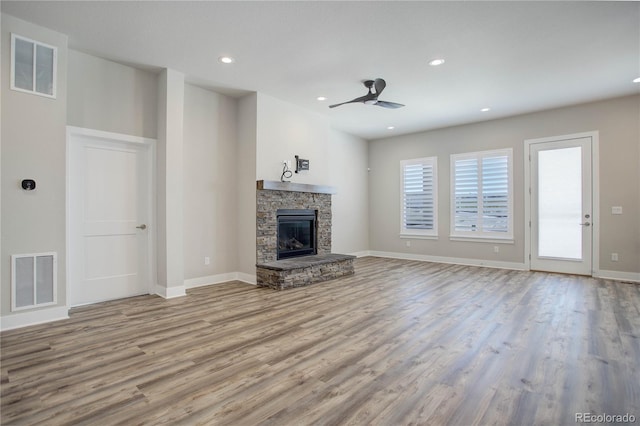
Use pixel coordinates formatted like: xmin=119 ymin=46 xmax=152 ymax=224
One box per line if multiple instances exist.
xmin=276 ymin=209 xmax=317 ymax=259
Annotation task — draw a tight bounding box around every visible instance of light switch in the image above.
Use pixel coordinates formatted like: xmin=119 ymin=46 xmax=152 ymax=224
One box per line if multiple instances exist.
xmin=611 ymin=206 xmax=623 ymax=215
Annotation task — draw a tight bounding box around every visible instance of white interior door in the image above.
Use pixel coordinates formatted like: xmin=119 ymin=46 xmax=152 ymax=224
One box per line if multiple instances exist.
xmin=530 ymin=137 xmax=593 ymax=275
xmin=68 ymin=128 xmax=153 ymax=306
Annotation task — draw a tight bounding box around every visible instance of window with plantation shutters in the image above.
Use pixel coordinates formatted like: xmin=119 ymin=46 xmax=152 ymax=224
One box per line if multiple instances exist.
xmin=400 ymin=157 xmax=437 ymax=237
xmin=451 ymin=149 xmax=513 ymax=239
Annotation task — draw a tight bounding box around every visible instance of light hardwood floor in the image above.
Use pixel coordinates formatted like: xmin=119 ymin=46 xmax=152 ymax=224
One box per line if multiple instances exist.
xmin=2 ymin=257 xmax=639 ymax=425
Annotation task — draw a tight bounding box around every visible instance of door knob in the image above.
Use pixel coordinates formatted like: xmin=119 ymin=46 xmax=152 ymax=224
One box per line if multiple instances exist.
xmin=136 ymin=224 xmax=147 ymax=230
xmin=579 ymin=222 xmax=590 ymax=227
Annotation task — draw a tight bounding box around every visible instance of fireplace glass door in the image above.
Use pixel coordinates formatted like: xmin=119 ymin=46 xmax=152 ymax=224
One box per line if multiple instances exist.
xmin=277 ymin=209 xmax=317 ymax=259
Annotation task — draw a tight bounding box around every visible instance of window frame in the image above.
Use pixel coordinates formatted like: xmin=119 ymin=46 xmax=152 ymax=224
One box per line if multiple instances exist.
xmin=400 ymin=156 xmax=438 ymax=239
xmin=450 ymin=148 xmax=513 ymax=242
xmin=10 ymin=33 xmax=58 ymax=99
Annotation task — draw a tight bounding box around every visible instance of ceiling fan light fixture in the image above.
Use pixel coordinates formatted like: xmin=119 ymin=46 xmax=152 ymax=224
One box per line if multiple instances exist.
xmin=633 ymin=77 xmax=640 ymax=83
xmin=329 ymin=78 xmax=404 ymax=109
xmin=429 ymin=58 xmax=445 ymax=66
xmin=218 ymin=56 xmax=235 ymax=64
xmin=317 ymin=96 xmax=327 ymax=101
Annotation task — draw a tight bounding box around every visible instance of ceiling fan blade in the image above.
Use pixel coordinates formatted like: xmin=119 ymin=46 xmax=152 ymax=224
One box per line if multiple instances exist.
xmin=375 ymin=100 xmax=405 ymax=109
xmin=374 ymin=78 xmax=386 ymax=96
xmin=328 ymin=94 xmax=369 ymax=108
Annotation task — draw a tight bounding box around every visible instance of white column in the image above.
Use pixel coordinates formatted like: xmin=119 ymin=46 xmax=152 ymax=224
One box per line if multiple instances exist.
xmin=156 ymin=69 xmax=185 ymax=298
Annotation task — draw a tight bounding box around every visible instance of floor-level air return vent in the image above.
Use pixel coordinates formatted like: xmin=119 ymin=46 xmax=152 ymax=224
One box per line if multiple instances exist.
xmin=11 ymin=252 xmax=57 ymax=311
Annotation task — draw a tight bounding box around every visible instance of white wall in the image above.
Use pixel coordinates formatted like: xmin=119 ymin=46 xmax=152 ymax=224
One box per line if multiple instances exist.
xmin=234 ymin=92 xmax=371 ymax=277
xmin=368 ymin=95 xmax=640 ymax=274
xmin=183 ymin=83 xmax=238 ymax=280
xmin=156 ymin=69 xmax=185 ymax=296
xmin=328 ymin=129 xmax=369 ymax=254
xmin=256 ymin=93 xmax=331 ymax=185
xmin=236 ymin=93 xmax=258 ymax=278
xmin=252 ymin=93 xmax=371 ymax=258
xmin=1 ymin=14 xmax=68 ymax=319
xmin=67 ymin=50 xmax=158 ymax=139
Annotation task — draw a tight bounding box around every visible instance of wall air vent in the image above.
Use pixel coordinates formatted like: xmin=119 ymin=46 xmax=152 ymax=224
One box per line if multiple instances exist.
xmin=11 ymin=252 xmax=57 ymax=311
xmin=10 ymin=33 xmax=57 ymax=98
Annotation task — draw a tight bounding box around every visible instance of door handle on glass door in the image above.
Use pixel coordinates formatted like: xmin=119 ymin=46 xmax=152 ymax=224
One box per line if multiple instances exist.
xmin=136 ymin=224 xmax=147 ymax=230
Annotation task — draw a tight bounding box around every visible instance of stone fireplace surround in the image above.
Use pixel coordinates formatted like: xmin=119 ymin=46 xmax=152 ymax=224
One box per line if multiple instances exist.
xmin=255 ymin=180 xmax=355 ymax=290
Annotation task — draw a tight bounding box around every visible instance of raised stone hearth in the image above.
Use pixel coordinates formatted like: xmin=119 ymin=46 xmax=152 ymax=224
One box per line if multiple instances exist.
xmin=256 ymin=180 xmax=354 ymax=289
xmin=256 ymin=253 xmax=355 ymax=290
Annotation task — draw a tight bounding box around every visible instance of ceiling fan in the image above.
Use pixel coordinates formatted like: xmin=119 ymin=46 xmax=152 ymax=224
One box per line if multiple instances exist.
xmin=329 ymin=78 xmax=404 ymax=109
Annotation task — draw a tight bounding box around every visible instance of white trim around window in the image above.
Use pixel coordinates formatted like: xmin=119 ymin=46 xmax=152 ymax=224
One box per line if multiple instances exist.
xmin=400 ymin=157 xmax=438 ymax=238
xmin=450 ymin=148 xmax=513 ymax=241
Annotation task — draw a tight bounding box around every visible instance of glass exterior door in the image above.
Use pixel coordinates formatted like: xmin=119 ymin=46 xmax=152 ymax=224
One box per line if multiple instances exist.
xmin=530 ymin=137 xmax=592 ymax=275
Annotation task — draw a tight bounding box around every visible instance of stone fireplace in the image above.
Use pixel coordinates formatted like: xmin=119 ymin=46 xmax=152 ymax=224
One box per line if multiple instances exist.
xmin=256 ymin=180 xmax=332 ymax=265
xmin=256 ymin=180 xmax=355 ymax=290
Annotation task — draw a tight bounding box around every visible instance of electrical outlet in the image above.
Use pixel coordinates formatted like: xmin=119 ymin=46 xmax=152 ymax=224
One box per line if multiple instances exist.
xmin=611 ymin=253 xmax=618 ymax=262
xmin=612 ymin=206 xmax=623 ymax=215
xmin=406 ymin=240 xmax=411 ymax=247
xmin=204 ymin=256 xmax=210 ymax=265
xmin=493 ymin=246 xmax=499 ymax=253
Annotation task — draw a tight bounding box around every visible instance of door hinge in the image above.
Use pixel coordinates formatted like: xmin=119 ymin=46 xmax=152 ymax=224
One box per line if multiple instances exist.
xmin=529 ymin=254 xmax=531 ymax=260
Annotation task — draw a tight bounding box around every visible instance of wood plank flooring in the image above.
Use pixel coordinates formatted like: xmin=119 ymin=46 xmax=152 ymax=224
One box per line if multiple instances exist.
xmin=2 ymin=257 xmax=639 ymax=425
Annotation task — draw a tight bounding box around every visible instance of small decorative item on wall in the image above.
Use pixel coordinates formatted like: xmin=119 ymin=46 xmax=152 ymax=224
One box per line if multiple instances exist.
xmin=295 ymin=155 xmax=309 ymax=173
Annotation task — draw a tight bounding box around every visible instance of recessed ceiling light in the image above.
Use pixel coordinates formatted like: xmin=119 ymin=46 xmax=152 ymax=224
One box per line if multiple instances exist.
xmin=317 ymin=96 xmax=327 ymax=101
xmin=218 ymin=56 xmax=235 ymax=64
xmin=480 ymin=107 xmax=491 ymax=112
xmin=387 ymin=126 xmax=395 ymax=130
xmin=429 ymin=58 xmax=445 ymax=66
xmin=633 ymin=77 xmax=640 ymax=83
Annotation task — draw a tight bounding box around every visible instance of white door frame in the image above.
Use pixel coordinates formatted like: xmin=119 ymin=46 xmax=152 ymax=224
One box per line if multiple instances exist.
xmin=66 ymin=126 xmax=157 ymax=306
xmin=524 ymin=131 xmax=599 ymax=275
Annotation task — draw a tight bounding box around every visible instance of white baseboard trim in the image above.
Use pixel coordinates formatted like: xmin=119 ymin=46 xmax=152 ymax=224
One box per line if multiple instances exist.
xmin=155 ymin=284 xmax=187 ymax=299
xmin=1 ymin=305 xmax=69 ymax=331
xmin=184 ymin=272 xmax=257 ymax=288
xmin=348 ymin=250 xmax=373 ymax=258
xmin=236 ymin=272 xmax=257 ymax=285
xmin=594 ymin=269 xmax=640 ymax=283
xmin=185 ymin=272 xmax=239 ymax=289
xmin=366 ymin=250 xmax=528 ymax=271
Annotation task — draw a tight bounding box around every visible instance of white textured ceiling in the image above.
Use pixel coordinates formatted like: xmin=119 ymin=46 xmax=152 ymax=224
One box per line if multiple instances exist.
xmin=2 ymin=1 xmax=639 ymax=140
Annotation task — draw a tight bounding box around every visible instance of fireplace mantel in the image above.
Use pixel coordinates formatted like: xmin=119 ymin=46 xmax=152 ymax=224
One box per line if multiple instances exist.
xmin=256 ymin=180 xmax=337 ymax=195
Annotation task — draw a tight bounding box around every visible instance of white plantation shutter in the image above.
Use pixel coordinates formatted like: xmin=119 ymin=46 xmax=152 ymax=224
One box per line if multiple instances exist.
xmin=451 ymin=149 xmax=512 ymax=239
xmin=481 ymin=155 xmax=509 ymax=233
xmin=453 ymin=158 xmax=479 ymax=232
xmin=401 ymin=157 xmax=437 ymax=236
